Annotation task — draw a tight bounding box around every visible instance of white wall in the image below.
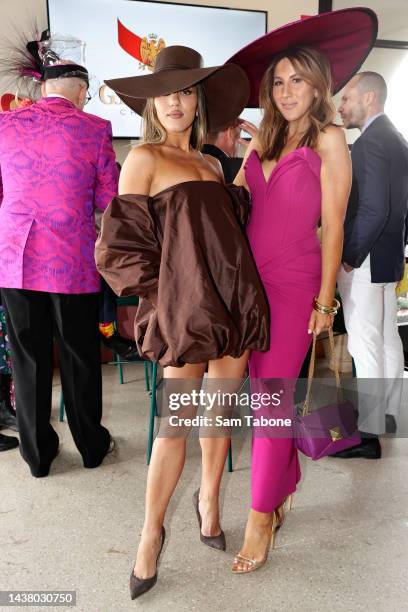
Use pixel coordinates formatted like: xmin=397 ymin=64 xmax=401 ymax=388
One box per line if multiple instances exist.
xmin=333 ymin=0 xmax=408 ymax=40
xmin=1 ymin=0 xmax=46 ymax=31
xmin=0 ymin=0 xmax=48 ymax=94
xmin=157 ymin=0 xmax=318 ymax=31
xmin=332 ymin=0 xmax=408 ymax=143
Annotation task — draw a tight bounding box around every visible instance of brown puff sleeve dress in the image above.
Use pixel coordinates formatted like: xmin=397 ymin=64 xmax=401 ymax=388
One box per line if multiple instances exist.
xmin=95 ymin=180 xmax=269 ymax=367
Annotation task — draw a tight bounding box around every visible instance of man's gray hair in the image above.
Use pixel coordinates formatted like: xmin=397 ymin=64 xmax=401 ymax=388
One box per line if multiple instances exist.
xmin=44 ymin=59 xmax=88 ymax=95
xmin=355 ymin=71 xmax=387 ymax=106
xmin=45 ymin=75 xmax=87 ymax=93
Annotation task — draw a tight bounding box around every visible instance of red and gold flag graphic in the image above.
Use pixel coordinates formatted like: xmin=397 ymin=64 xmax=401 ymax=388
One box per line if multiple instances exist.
xmin=117 ymin=18 xmax=144 ymax=62
xmin=117 ymin=19 xmax=166 ymax=70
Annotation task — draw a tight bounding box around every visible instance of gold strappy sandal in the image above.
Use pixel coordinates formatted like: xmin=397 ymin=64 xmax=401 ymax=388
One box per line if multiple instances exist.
xmin=232 ymin=511 xmax=278 ymax=574
xmin=232 ymin=493 xmax=295 ymax=575
xmin=286 ymin=493 xmax=294 ymax=511
xmin=275 ymin=493 xmax=294 ymax=530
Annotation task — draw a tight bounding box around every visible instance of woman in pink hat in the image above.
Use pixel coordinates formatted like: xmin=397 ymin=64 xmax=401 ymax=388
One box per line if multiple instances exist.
xmin=228 ymin=8 xmax=377 ymax=573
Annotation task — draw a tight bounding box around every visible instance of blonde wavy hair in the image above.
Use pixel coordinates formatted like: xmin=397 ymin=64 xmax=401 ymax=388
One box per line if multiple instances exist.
xmin=142 ymin=83 xmax=207 ymax=150
xmin=259 ymin=46 xmax=335 ymax=161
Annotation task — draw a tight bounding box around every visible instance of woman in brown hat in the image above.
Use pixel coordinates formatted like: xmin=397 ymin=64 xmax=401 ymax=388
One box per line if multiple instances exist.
xmin=95 ymin=45 xmax=269 ymax=599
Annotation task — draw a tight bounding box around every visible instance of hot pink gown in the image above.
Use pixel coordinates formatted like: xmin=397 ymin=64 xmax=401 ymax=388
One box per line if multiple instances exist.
xmin=245 ymin=147 xmax=322 ymax=513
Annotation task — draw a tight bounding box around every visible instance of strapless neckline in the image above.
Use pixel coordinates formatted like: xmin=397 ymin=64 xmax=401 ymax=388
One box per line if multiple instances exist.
xmin=122 ymin=180 xmax=225 ymax=200
xmin=96 ymin=178 xmax=268 ymax=367
xmin=251 ymin=147 xmax=321 ymax=185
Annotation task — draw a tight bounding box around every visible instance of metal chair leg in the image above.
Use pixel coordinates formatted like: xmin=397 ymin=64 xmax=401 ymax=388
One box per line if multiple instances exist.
xmin=227 ymin=441 xmax=233 ymax=472
xmin=152 ymin=362 xmax=158 ymax=417
xmin=144 ymin=361 xmax=150 ymax=392
xmin=111 ymin=321 xmax=125 ymax=385
xmin=114 ymin=351 xmax=124 ymax=384
xmin=59 ymin=392 xmax=65 ymax=422
xmin=147 ymin=362 xmax=158 ymax=465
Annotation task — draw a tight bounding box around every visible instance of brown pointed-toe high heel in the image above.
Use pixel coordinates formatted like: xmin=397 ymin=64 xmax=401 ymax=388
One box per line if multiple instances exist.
xmin=232 ymin=511 xmax=278 ymax=574
xmin=129 ymin=526 xmax=166 ymax=600
xmin=193 ymin=489 xmax=226 ymax=551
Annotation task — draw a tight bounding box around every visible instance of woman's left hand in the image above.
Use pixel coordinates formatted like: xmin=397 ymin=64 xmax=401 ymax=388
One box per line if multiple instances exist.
xmin=238 ymin=119 xmax=259 ymax=147
xmin=307 ymin=309 xmax=333 ymax=336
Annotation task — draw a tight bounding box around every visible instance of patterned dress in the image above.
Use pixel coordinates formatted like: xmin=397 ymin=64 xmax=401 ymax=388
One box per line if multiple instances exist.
xmin=0 ymin=306 xmax=11 ymax=375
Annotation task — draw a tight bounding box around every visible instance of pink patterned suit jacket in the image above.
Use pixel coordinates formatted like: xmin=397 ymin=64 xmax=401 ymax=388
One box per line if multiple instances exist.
xmin=0 ymin=97 xmax=118 ymax=293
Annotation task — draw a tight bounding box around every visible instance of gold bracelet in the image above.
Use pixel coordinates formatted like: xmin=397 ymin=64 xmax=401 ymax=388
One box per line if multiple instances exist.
xmin=313 ymin=297 xmax=340 ymax=315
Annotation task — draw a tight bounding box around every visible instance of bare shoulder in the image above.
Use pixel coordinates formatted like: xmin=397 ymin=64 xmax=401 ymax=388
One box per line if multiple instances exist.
xmin=124 ymin=143 xmax=157 ymax=169
xmin=317 ymin=124 xmax=347 ymax=154
xmin=203 ymin=153 xmax=224 ymax=181
xmin=119 ymin=143 xmax=157 ymax=196
xmin=317 ymin=125 xmax=351 ymax=191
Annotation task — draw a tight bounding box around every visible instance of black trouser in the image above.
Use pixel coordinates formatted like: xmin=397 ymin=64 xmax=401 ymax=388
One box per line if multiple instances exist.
xmin=1 ymin=289 xmax=110 ymax=474
xmin=99 ymin=277 xmax=117 ymax=323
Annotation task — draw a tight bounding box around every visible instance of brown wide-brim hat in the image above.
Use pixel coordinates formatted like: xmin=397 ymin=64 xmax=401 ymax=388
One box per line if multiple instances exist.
xmin=105 ymin=45 xmax=250 ymax=131
xmin=226 ymin=7 xmax=378 ymax=106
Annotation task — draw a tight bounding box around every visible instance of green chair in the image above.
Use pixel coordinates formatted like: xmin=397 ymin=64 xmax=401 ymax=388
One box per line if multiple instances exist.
xmin=113 ymin=347 xmax=151 ymax=390
xmin=110 ymin=295 xmax=233 ymax=469
xmin=227 ymin=441 xmax=233 ymax=472
xmin=59 ymin=392 xmax=65 ymax=423
xmin=113 ymin=295 xmax=150 ymax=389
xmin=146 ymin=361 xmax=158 ymax=464
xmin=60 ymin=362 xmax=232 ymax=470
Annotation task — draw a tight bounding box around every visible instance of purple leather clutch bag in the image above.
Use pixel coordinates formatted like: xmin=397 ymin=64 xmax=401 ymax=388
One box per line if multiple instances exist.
xmin=294 ymin=329 xmax=361 ymax=460
xmin=295 ymin=399 xmax=361 ymax=460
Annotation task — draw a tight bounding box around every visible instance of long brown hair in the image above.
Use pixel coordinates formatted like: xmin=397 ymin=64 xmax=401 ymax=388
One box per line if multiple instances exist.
xmin=142 ymin=83 xmax=208 ymax=150
xmin=259 ymin=46 xmax=335 ymax=161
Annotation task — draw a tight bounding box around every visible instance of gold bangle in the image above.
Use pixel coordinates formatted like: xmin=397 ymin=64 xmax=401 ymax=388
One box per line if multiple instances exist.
xmin=313 ymin=304 xmax=338 ymax=315
xmin=313 ymin=297 xmax=340 ymax=315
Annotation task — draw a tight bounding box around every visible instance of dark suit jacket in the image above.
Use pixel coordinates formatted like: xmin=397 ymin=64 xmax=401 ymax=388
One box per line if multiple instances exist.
xmin=343 ymin=114 xmax=408 ymax=282
xmin=201 ymin=144 xmax=242 ymax=183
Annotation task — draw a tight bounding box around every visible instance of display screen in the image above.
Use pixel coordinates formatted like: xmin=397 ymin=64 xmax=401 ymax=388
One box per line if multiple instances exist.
xmin=47 ymin=0 xmax=266 ymax=137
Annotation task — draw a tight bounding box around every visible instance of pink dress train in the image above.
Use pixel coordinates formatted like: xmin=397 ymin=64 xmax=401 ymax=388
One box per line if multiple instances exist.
xmin=245 ymin=147 xmax=322 ymax=513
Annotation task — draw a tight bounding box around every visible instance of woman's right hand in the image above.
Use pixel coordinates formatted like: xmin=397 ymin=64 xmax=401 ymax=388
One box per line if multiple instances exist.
xmin=307 ymin=309 xmax=333 ymax=336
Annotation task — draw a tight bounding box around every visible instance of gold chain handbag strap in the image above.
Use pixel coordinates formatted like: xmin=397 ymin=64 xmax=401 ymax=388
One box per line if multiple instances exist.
xmin=302 ymin=328 xmax=342 ymax=416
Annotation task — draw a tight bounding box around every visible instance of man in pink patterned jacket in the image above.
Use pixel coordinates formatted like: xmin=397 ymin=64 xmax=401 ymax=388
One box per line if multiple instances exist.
xmin=0 ymin=62 xmax=119 ymax=477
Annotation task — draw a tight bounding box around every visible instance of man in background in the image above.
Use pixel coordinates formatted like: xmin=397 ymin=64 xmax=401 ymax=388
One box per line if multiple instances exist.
xmin=0 ymin=61 xmax=119 ymax=476
xmin=202 ymin=119 xmax=243 ymax=182
xmin=336 ymin=72 xmax=408 ymax=459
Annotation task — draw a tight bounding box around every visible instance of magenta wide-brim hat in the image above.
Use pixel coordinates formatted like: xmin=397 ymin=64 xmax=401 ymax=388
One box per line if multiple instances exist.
xmin=226 ymin=7 xmax=378 ymax=107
